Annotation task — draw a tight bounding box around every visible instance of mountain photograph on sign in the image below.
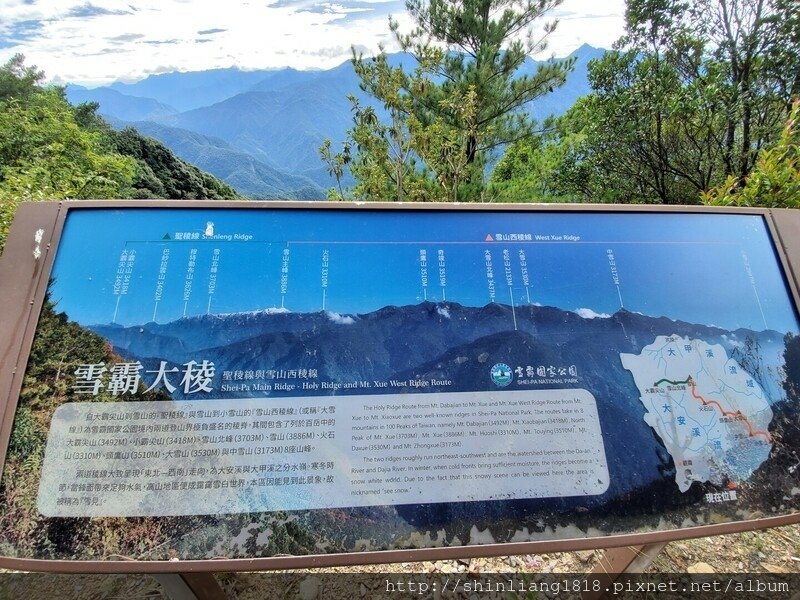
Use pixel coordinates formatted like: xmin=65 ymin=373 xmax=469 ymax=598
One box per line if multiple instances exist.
xmin=1 ymin=207 xmax=798 ymax=562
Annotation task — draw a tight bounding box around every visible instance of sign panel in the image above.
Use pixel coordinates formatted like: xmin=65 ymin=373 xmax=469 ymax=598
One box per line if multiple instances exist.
xmin=0 ymin=203 xmax=799 ymax=567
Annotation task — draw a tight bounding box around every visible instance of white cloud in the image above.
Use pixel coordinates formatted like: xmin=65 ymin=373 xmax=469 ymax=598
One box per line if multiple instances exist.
xmin=574 ymin=308 xmax=610 ymax=319
xmin=0 ymin=0 xmax=410 ymax=84
xmin=0 ymin=0 xmax=624 ymax=85
xmin=436 ymin=306 xmax=450 ymax=319
xmin=721 ymin=334 xmax=743 ymax=348
xmin=215 ymin=306 xmax=290 ymax=316
xmin=326 ymin=311 xmax=355 ymax=325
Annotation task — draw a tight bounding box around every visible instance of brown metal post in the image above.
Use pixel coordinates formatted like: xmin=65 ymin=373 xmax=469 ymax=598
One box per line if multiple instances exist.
xmin=181 ymin=573 xmax=229 ymax=600
xmin=582 ymin=544 xmax=667 ymax=600
xmin=0 ymin=201 xmax=63 ymax=480
xmin=153 ymin=573 xmax=227 ymax=600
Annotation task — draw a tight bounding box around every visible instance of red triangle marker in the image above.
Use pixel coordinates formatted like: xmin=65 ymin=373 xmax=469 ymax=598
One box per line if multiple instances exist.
xmin=485 ymin=234 xmax=494 ymax=241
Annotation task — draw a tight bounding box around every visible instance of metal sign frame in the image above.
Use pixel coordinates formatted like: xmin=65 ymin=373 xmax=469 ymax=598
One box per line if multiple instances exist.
xmin=0 ymin=199 xmax=799 ymax=573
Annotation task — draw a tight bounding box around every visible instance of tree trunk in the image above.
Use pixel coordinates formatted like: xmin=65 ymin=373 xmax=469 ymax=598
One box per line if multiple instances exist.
xmin=466 ymin=135 xmax=477 ymax=163
xmin=739 ymin=78 xmax=753 ymax=181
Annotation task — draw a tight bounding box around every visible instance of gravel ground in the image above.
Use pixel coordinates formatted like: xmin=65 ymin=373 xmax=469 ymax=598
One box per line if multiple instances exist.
xmin=0 ymin=525 xmax=797 ymax=599
xmin=219 ymin=524 xmax=800 ymax=599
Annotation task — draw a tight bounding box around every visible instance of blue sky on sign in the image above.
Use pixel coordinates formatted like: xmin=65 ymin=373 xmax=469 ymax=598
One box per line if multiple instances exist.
xmin=48 ymin=208 xmax=800 ymax=335
xmin=0 ymin=0 xmax=626 ymax=85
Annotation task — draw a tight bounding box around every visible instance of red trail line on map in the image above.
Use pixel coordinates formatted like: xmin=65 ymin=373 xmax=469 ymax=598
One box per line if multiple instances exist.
xmin=686 ymin=378 xmax=773 ymax=443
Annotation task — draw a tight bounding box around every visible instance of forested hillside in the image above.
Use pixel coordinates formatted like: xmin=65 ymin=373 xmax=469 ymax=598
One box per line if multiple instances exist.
xmin=0 ymin=55 xmax=238 ymax=253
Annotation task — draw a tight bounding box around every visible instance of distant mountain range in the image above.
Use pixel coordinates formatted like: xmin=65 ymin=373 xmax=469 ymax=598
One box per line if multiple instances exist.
xmin=66 ymin=45 xmax=607 ymax=199
xmin=89 ymin=301 xmax=792 ymax=516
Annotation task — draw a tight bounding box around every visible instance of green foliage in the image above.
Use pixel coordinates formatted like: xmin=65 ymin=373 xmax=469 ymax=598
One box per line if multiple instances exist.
xmin=107 ymin=127 xmax=239 ymax=200
xmin=0 ymin=89 xmax=137 ymax=248
xmin=7 ymin=407 xmax=40 ymax=460
xmin=345 ymin=55 xmax=439 ymax=201
xmin=690 ymin=0 xmax=791 ymax=181
xmin=488 ymin=99 xmax=593 ymax=202
xmin=330 ymin=51 xmax=477 ymax=202
xmin=0 ymin=54 xmax=44 ymax=102
xmin=319 ymin=138 xmax=351 ymax=200
xmin=766 ymin=0 xmax=799 ymax=104
xmin=565 ymin=47 xmax=729 ymax=203
xmin=394 ymin=0 xmax=572 ymax=166
xmin=0 ymin=56 xmax=238 ymax=254
xmin=322 ymin=53 xmax=453 ymax=202
xmin=65 ymin=103 xmax=238 ymax=200
xmin=0 ymin=91 xmax=136 ymax=199
xmin=412 ymin=85 xmax=485 ymax=201
xmin=703 ymin=101 xmax=800 ymax=208
xmin=324 ymin=0 xmax=572 ymax=201
xmin=494 ymin=0 xmax=797 ymax=204
xmin=20 ymin=296 xmax=126 ymax=411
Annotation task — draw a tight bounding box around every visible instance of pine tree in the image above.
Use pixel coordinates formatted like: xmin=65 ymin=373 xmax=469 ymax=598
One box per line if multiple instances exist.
xmin=392 ymin=0 xmax=573 ymax=169
xmin=326 ymin=0 xmax=573 ymax=201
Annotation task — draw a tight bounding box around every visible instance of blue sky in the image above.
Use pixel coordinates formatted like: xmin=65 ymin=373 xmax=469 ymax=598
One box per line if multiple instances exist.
xmin=0 ymin=0 xmax=626 ymax=85
xmin=47 ymin=208 xmax=800 ymax=335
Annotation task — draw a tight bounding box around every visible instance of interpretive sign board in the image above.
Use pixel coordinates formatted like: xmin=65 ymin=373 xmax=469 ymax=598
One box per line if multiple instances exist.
xmin=0 ymin=200 xmax=799 ymax=572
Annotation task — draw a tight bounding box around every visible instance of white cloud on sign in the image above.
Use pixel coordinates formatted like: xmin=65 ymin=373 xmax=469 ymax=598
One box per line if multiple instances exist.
xmin=574 ymin=308 xmax=611 ymax=319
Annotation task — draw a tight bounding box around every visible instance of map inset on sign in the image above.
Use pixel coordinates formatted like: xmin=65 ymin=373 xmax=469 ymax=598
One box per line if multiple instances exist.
xmin=621 ymin=336 xmax=774 ymax=492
